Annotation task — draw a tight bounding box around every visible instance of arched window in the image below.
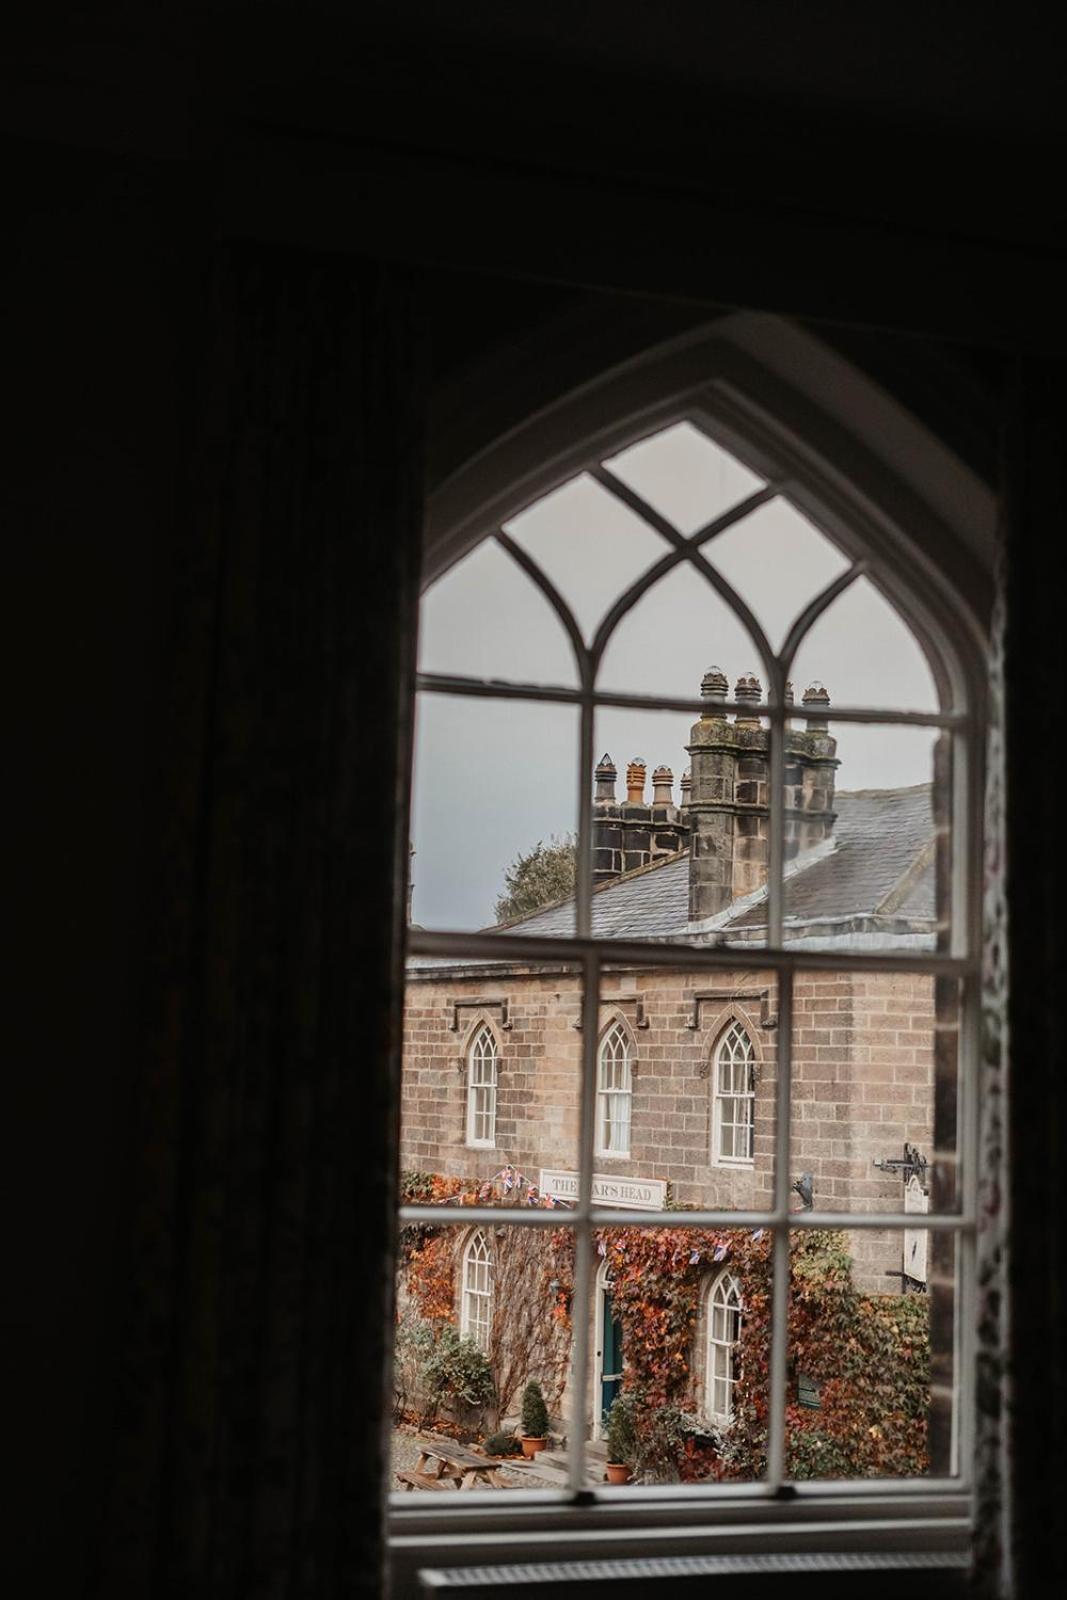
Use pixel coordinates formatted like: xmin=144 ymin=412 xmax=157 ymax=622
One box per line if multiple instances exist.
xmin=466 ymin=1023 xmax=498 ymax=1147
xmin=596 ymin=1021 xmax=632 ymax=1157
xmin=401 ymin=321 xmax=991 ymax=1531
xmin=712 ymin=1020 xmax=756 ymax=1166
xmin=705 ymin=1270 xmax=743 ymax=1425
xmin=460 ymin=1230 xmax=493 ymax=1351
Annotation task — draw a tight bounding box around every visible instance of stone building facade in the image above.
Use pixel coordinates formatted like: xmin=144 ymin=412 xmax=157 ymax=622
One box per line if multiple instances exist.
xmin=400 ymin=670 xmax=952 ymax=1431
xmin=401 ymin=962 xmax=936 ymax=1293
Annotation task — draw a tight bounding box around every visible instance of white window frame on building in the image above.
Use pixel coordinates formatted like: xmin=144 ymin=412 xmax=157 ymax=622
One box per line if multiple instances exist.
xmin=704 ymin=1269 xmax=744 ymax=1425
xmin=711 ymin=1019 xmax=757 ymax=1167
xmin=595 ymin=1019 xmax=633 ymax=1158
xmin=392 ymin=316 xmax=993 ymax=1587
xmin=465 ymin=1022 xmax=498 ymax=1148
xmin=460 ymin=1229 xmax=493 ymax=1351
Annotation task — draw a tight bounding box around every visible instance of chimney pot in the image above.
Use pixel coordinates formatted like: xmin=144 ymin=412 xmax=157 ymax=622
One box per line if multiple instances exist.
xmin=734 ymin=671 xmax=763 ymax=728
xmin=651 ymin=765 xmax=674 ymax=804
xmin=802 ymin=680 xmax=831 ymax=728
xmin=700 ymin=665 xmax=729 ymax=702
xmin=680 ymin=767 xmax=692 ymax=808
xmin=594 ymin=753 xmax=617 ymax=801
xmin=625 ymin=758 xmax=647 ymax=804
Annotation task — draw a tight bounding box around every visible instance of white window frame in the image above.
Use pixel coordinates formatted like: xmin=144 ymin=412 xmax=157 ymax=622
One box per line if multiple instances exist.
xmin=393 ymin=317 xmax=991 ymax=1586
xmin=711 ymin=1020 xmax=757 ymax=1167
xmin=465 ymin=1022 xmax=498 ymax=1148
xmin=459 ymin=1229 xmax=493 ymax=1351
xmin=595 ymin=1019 xmax=633 ymax=1158
xmin=704 ymin=1269 xmax=743 ymax=1426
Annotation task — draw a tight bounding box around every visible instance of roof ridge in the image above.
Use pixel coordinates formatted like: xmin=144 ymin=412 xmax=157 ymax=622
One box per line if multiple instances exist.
xmin=836 ymin=781 xmax=932 ymax=799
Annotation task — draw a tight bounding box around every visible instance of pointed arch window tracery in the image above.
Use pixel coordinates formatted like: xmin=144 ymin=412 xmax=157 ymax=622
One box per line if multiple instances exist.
xmin=403 ymin=345 xmax=989 ymax=1518
xmin=466 ymin=1023 xmax=498 ymax=1148
xmin=712 ymin=1019 xmax=757 ymax=1166
xmin=704 ymin=1269 xmax=743 ymax=1425
xmin=460 ymin=1230 xmax=493 ymax=1351
xmin=596 ymin=1020 xmax=632 ymax=1157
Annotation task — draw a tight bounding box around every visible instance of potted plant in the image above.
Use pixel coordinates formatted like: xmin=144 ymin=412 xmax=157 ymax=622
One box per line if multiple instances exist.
xmin=604 ymin=1392 xmax=637 ymax=1484
xmin=519 ymin=1379 xmax=550 ymax=1456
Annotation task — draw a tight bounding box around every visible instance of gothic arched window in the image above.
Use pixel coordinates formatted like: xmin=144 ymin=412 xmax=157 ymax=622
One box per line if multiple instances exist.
xmin=400 ymin=321 xmax=991 ymax=1525
xmin=712 ymin=1020 xmax=756 ymax=1166
xmin=596 ymin=1021 xmax=632 ymax=1157
xmin=465 ymin=1024 xmax=498 ymax=1148
xmin=705 ymin=1269 xmax=743 ymax=1425
xmin=460 ymin=1230 xmax=493 ymax=1351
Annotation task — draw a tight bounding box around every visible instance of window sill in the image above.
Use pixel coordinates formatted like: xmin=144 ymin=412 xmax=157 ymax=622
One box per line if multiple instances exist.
xmin=390 ymin=1483 xmax=971 ymax=1598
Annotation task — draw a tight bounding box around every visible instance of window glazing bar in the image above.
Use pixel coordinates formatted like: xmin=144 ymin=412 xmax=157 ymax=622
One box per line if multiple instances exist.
xmin=765 ymin=971 xmax=792 ymax=1491
xmin=408 ymin=927 xmax=976 ymax=978
xmin=398 ymin=1206 xmax=974 ymax=1230
xmin=416 ymin=672 xmax=969 ymax=730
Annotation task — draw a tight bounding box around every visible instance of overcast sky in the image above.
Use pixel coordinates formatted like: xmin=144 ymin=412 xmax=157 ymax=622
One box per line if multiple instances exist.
xmin=411 ymin=423 xmax=938 ymax=930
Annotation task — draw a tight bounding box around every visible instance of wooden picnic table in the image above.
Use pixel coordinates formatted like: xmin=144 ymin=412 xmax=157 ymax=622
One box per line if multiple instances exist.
xmin=396 ymin=1433 xmax=529 ymax=1491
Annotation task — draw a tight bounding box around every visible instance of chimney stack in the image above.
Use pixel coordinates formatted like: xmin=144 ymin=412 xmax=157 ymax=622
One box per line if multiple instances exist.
xmin=784 ymin=683 xmax=838 ymax=857
xmin=687 ymin=666 xmax=840 ymax=920
xmin=686 ymin=670 xmax=771 ymax=917
xmin=591 ymin=753 xmax=689 ymax=885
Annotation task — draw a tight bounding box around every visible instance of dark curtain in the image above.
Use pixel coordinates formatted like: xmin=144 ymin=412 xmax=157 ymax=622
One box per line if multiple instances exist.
xmin=101 ymin=246 xmax=423 ymax=1598
xmin=1003 ymin=359 xmax=1067 ymax=1598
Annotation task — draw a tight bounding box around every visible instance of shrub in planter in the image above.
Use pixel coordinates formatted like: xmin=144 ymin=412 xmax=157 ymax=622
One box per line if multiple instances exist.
xmin=633 ymin=1403 xmax=705 ymax=1484
xmin=604 ymin=1392 xmax=638 ymax=1483
xmin=483 ymin=1431 xmax=523 ymax=1458
xmin=520 ymin=1379 xmax=550 ymax=1455
xmin=421 ymin=1325 xmax=496 ymax=1428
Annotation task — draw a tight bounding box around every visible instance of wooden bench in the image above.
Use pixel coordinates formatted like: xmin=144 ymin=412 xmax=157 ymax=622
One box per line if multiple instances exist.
xmin=395 ymin=1469 xmax=455 ymax=1491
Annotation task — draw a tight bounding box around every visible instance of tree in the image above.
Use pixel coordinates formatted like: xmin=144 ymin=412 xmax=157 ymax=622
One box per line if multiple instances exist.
xmin=494 ymin=834 xmax=577 ymax=923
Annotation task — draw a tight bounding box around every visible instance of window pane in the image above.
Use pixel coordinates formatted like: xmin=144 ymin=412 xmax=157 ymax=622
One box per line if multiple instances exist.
xmin=789 ymin=972 xmax=962 ymax=1221
xmin=410 ymin=691 xmax=578 ymax=933
xmin=592 ymin=968 xmax=779 ymax=1215
xmin=503 ymin=474 xmax=669 ymax=643
xmin=789 ymin=573 xmax=940 ymax=713
xmin=706 ymin=498 xmax=851 ymax=655
xmin=592 ymin=705 xmax=770 ymax=951
xmin=392 ymin=1222 xmax=576 ymax=1492
xmin=402 ymin=959 xmax=582 ymax=1182
xmin=603 ymin=420 xmax=765 ymax=535
xmin=590 ymin=1226 xmax=770 ymax=1484
xmin=780 ymin=720 xmax=954 ymax=955
xmin=419 ymin=536 xmax=578 ymax=687
xmin=596 ymin=558 xmax=764 ymax=703
xmin=784 ymin=1228 xmax=958 ymax=1480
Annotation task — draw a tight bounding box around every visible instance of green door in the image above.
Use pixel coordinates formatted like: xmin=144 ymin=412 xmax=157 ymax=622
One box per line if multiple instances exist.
xmin=600 ymin=1287 xmax=623 ymax=1422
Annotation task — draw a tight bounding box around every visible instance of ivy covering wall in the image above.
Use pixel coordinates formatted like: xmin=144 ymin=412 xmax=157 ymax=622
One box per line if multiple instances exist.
xmin=398 ymin=1173 xmax=929 ymax=1478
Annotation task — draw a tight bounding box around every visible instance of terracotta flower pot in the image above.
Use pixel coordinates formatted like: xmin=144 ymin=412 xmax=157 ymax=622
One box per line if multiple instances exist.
xmin=520 ymin=1435 xmax=548 ymax=1458
xmin=605 ymin=1461 xmax=632 ymax=1484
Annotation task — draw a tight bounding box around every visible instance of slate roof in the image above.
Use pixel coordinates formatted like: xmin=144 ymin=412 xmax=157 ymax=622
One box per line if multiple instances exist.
xmin=493 ymin=784 xmax=935 ymax=944
xmin=409 ymin=783 xmax=937 ymax=969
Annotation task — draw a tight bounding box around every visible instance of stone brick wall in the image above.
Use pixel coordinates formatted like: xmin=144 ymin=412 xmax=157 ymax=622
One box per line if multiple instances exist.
xmin=401 ymin=963 xmax=937 ymax=1292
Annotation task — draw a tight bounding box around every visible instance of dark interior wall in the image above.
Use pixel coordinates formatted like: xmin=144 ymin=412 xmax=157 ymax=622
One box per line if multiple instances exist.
xmin=9 ymin=146 xmax=206 ymax=1586
xmin=6 ymin=4 xmax=1063 ymax=1594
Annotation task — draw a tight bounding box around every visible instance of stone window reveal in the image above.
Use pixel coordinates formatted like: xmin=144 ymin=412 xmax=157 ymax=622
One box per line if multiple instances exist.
xmin=402 ymin=382 xmax=985 ymax=1514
